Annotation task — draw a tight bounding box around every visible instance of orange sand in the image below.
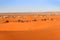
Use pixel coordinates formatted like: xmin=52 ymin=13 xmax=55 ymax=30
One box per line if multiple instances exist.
xmin=0 ymin=12 xmax=60 ymax=40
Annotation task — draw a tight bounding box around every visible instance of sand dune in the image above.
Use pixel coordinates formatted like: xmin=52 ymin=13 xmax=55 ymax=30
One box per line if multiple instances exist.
xmin=0 ymin=12 xmax=60 ymax=40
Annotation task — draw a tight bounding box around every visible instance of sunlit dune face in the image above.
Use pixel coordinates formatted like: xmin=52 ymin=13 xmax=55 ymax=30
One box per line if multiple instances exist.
xmin=0 ymin=12 xmax=60 ymax=40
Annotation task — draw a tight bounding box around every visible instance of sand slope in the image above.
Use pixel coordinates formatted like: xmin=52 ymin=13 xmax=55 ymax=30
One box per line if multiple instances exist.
xmin=0 ymin=12 xmax=60 ymax=40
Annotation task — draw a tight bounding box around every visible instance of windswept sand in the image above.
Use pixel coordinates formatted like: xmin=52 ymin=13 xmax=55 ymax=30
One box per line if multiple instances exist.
xmin=0 ymin=12 xmax=60 ymax=40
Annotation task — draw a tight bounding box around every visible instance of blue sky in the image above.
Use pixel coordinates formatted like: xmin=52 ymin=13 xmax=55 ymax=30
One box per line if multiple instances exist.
xmin=0 ymin=0 xmax=60 ymax=12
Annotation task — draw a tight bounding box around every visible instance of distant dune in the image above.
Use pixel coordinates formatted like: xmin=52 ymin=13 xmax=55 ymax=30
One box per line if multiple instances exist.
xmin=0 ymin=12 xmax=60 ymax=40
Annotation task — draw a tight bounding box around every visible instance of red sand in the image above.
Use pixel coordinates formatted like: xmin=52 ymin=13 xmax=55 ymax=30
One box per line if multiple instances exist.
xmin=0 ymin=12 xmax=60 ymax=40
